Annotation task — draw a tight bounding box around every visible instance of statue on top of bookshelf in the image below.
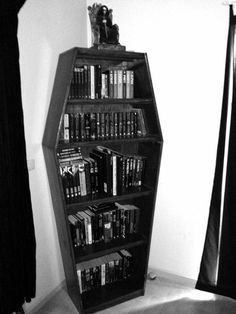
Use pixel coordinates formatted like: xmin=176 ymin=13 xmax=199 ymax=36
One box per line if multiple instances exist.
xmin=88 ymin=3 xmax=125 ymax=50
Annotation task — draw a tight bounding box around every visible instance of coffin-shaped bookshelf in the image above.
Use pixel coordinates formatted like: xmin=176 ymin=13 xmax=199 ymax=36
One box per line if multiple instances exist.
xmin=42 ymin=47 xmax=163 ymax=314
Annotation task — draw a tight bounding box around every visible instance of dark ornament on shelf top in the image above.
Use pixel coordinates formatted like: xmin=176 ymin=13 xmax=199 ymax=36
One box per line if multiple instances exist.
xmin=88 ymin=3 xmax=125 ymax=50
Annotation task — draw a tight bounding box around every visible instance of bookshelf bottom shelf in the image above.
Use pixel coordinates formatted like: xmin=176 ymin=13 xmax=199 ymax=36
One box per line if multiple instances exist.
xmin=82 ymin=276 xmax=145 ymax=313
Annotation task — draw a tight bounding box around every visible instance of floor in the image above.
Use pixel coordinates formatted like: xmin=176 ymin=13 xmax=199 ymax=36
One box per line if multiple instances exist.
xmin=32 ymin=271 xmax=236 ymax=314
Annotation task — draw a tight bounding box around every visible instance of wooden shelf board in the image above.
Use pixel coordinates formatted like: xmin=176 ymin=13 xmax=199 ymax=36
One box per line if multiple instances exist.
xmin=57 ymin=134 xmax=162 ymax=150
xmin=75 ymin=233 xmax=147 ymax=263
xmin=66 ymin=186 xmax=153 ymax=211
xmin=67 ymin=98 xmax=153 ymax=105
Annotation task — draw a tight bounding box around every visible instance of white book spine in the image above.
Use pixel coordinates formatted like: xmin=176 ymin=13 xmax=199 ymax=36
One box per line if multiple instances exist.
xmin=90 ymin=65 xmax=95 ymax=99
xmin=63 ymin=114 xmax=70 ymax=141
xmin=112 ymin=155 xmax=117 ymax=196
xmin=77 ymin=269 xmax=82 ymax=293
xmin=101 ymin=263 xmax=106 ymax=286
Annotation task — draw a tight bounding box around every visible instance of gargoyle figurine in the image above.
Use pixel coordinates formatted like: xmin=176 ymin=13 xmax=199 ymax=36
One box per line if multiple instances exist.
xmin=88 ymin=3 xmax=120 ymax=46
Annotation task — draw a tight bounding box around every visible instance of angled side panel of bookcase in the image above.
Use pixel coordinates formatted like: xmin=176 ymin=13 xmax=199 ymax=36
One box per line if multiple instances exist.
xmin=42 ymin=146 xmax=83 ymax=312
xmin=137 ymin=54 xmax=163 ymax=286
xmin=144 ymin=53 xmax=163 ymax=140
xmin=42 ymin=47 xmax=83 ymax=313
xmin=43 ymin=47 xmax=78 ymax=148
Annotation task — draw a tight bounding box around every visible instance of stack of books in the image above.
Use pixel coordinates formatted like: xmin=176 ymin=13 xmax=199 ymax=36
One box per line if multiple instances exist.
xmin=57 ymin=146 xmax=146 ymax=202
xmin=76 ymin=249 xmax=133 ymax=293
xmin=68 ymin=64 xmax=134 ymax=100
xmin=68 ymin=202 xmax=141 ymax=247
xmin=61 ymin=108 xmax=146 ymax=143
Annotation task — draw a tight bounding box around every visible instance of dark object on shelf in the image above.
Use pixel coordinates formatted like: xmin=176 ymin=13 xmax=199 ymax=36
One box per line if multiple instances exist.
xmin=88 ymin=3 xmax=125 ymax=50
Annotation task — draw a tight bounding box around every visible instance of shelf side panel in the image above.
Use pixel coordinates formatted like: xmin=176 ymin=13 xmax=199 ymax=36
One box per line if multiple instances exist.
xmin=42 ymin=146 xmax=83 ymax=312
xmin=144 ymin=54 xmax=163 ymax=141
xmin=43 ymin=48 xmax=77 ymax=148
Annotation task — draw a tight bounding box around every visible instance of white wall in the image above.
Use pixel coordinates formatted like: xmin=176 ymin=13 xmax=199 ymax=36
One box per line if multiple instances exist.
xmin=86 ymin=0 xmax=228 ymax=280
xmin=17 ymin=0 xmax=229 ymax=311
xmin=18 ymin=0 xmax=88 ymax=311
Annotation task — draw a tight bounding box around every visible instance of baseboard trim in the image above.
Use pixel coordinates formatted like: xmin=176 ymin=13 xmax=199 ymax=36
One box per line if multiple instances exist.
xmin=25 ymin=280 xmax=66 ymax=314
xmin=24 ymin=270 xmax=196 ymax=313
xmin=148 ymin=267 xmax=197 ymax=289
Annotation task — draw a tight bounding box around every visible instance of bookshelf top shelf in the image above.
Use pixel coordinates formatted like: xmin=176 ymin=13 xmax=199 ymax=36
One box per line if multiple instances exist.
xmin=67 ymin=98 xmax=153 ymax=105
xmin=62 ymin=47 xmax=146 ymax=62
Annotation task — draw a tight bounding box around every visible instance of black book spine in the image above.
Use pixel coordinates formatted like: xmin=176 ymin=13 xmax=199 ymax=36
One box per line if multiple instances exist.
xmin=95 ymin=64 xmax=102 ymax=99
xmin=89 ymin=152 xmax=104 ymax=194
xmin=93 ymin=148 xmax=112 ymax=195
xmin=80 ymin=113 xmax=85 ymax=141
xmin=84 ymin=113 xmax=91 ymax=141
xmin=74 ymin=113 xmax=80 ymax=142
xmin=90 ymin=112 xmax=97 ymax=140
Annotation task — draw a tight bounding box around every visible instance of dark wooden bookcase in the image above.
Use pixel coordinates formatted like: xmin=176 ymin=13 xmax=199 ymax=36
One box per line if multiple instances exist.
xmin=42 ymin=47 xmax=163 ymax=314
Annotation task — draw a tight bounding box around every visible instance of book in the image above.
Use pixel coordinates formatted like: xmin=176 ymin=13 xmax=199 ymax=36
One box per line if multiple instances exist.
xmin=90 ymin=65 xmax=95 ymax=99
xmin=117 ymin=69 xmax=123 ymax=99
xmin=92 ymin=146 xmax=112 ymax=195
xmin=89 ymin=151 xmax=104 ymax=194
xmin=95 ymin=64 xmax=102 ymax=99
xmin=109 ymin=69 xmax=114 ymax=98
xmin=69 ymin=65 xmax=135 ymax=100
xmin=76 ymin=250 xmax=133 ymax=293
xmin=61 ymin=108 xmax=147 ymax=143
xmin=63 ymin=114 xmax=70 ymax=142
xmin=103 ymin=211 xmax=113 ymax=243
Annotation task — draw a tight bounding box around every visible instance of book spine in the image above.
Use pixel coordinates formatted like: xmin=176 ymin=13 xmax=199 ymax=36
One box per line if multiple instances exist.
xmin=101 ymin=73 xmax=106 ymax=99
xmin=95 ymin=64 xmax=102 ymax=99
xmin=130 ymin=70 xmax=134 ymax=98
xmin=104 ymin=112 xmax=110 ymax=140
xmin=77 ymin=269 xmax=82 ymax=293
xmin=84 ymin=159 xmax=91 ymax=195
xmin=74 ymin=113 xmax=80 ymax=142
xmin=109 ymin=69 xmax=114 ymax=98
xmin=117 ymin=69 xmax=123 ymax=99
xmin=84 ymin=113 xmax=91 ymax=141
xmin=126 ymin=70 xmax=130 ymax=99
xmin=113 ymin=69 xmax=118 ymax=99
xmin=80 ymin=113 xmax=85 ymax=141
xmin=90 ymin=65 xmax=95 ymax=99
xmin=80 ymin=67 xmax=84 ymax=99
xmin=123 ymin=70 xmax=127 ymax=99
xmin=112 ymin=154 xmax=117 ymax=196
xmin=63 ymin=114 xmax=70 ymax=142
xmin=84 ymin=65 xmax=88 ymax=99
xmin=78 ymin=161 xmax=87 ymax=196
xmin=118 ymin=112 xmax=123 ymax=138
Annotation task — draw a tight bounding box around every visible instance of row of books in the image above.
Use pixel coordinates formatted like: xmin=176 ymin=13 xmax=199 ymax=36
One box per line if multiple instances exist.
xmin=76 ymin=249 xmax=133 ymax=293
xmin=68 ymin=202 xmax=140 ymax=247
xmin=68 ymin=64 xmax=134 ymax=100
xmin=60 ymin=109 xmax=146 ymax=143
xmin=58 ymin=146 xmax=146 ymax=202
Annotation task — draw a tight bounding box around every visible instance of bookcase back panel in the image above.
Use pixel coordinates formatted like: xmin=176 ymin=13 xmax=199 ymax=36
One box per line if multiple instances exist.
xmin=137 ymin=142 xmax=162 ymax=187
xmin=133 ymin=63 xmax=152 ymax=99
xmin=133 ymin=196 xmax=156 ymax=235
